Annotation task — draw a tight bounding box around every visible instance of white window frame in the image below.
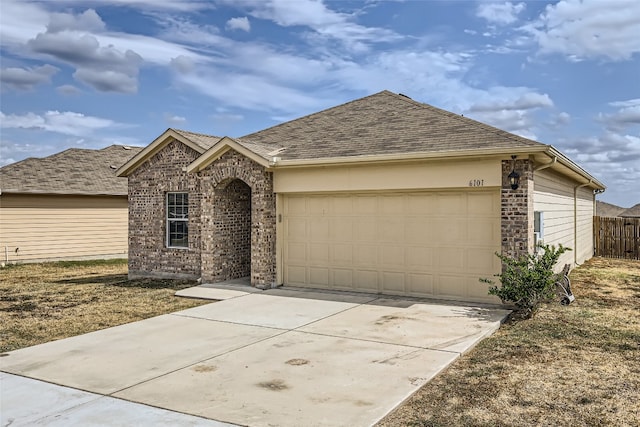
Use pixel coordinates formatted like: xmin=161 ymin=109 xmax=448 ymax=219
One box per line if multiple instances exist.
xmin=166 ymin=192 xmax=189 ymax=248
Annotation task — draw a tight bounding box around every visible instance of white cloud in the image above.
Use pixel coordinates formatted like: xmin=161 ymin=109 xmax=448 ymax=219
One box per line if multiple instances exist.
xmin=157 ymin=16 xmax=222 ymax=47
xmin=28 ymin=28 xmax=143 ymax=93
xmin=164 ymin=113 xmax=187 ymax=125
xmin=0 ymin=0 xmax=48 ymax=47
xmin=549 ymin=111 xmax=571 ymax=127
xmin=0 ymin=138 xmax=58 ymax=166
xmin=609 ymin=99 xmax=640 ymax=108
xmin=235 ymin=0 xmax=348 ymax=27
xmin=464 ymin=91 xmax=556 ymax=140
xmin=0 ymin=64 xmax=58 ymax=90
xmin=1 ymin=3 xmax=203 ymax=92
xmin=49 ymin=0 xmax=212 ymax=12
xmin=178 ymin=71 xmax=326 ymax=113
xmin=74 ymin=68 xmax=139 ymax=93
xmin=558 ymin=130 xmax=640 ymax=204
xmin=226 ymin=0 xmax=402 ymax=52
xmin=468 ymin=109 xmax=536 ymax=138
xmin=170 ymin=55 xmax=196 ymax=74
xmin=526 ymin=0 xmax=640 ymax=61
xmin=56 ymin=84 xmax=81 ymax=95
xmin=226 ymin=17 xmax=251 ymax=32
xmin=598 ymin=99 xmax=640 ymax=131
xmin=0 ymin=110 xmax=116 ymax=137
xmin=469 ymin=92 xmax=554 ymax=112
xmin=212 ymin=112 xmax=244 ymax=122
xmin=477 ymin=2 xmax=526 ymax=25
xmin=48 ymin=9 xmax=106 ymax=33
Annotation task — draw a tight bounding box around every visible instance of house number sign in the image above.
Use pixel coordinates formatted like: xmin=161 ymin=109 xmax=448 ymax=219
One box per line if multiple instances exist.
xmin=468 ymin=179 xmax=485 ymax=187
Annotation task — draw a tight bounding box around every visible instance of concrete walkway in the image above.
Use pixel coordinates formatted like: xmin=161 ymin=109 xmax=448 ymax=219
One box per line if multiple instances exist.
xmin=1 ymin=286 xmax=510 ymax=427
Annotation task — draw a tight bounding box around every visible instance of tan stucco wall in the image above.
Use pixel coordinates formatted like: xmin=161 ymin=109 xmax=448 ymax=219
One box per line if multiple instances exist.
xmin=0 ymin=194 xmax=128 ymax=263
xmin=533 ymin=168 xmax=595 ymax=268
xmin=273 ymin=158 xmax=501 ymax=193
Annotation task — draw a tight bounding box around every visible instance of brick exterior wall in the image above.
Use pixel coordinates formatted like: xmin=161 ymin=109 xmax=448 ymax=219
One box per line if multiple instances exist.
xmin=127 ymin=140 xmax=202 ymax=279
xmin=129 ymin=139 xmax=530 ymax=290
xmin=501 ymin=158 xmax=534 ymax=259
xmin=200 ymin=150 xmax=276 ymax=288
xmin=210 ymin=178 xmax=251 ymax=280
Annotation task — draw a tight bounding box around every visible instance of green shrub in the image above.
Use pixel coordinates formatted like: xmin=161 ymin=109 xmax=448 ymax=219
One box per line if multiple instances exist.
xmin=480 ymin=244 xmax=571 ymax=318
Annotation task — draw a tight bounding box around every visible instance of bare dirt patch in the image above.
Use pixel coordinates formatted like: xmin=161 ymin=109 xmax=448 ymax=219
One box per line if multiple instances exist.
xmin=0 ymin=259 xmax=208 ymax=353
xmin=378 ymin=258 xmax=640 ymax=427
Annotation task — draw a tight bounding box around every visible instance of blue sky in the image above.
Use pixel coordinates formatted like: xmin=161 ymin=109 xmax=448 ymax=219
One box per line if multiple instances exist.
xmin=1 ymin=0 xmax=638 ymax=207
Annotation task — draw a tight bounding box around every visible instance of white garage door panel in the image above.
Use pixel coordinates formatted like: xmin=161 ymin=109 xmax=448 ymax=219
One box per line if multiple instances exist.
xmin=283 ymin=190 xmax=501 ymax=302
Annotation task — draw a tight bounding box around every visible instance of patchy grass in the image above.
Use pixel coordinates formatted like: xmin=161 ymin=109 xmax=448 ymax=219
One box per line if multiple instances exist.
xmin=378 ymin=258 xmax=640 ymax=427
xmin=0 ymin=259 xmax=208 ymax=353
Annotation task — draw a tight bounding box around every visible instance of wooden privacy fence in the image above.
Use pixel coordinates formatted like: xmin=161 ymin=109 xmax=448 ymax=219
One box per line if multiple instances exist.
xmin=594 ymin=216 xmax=640 ymax=260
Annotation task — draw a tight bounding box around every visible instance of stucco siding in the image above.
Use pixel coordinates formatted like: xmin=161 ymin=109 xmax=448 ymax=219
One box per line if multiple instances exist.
xmin=0 ymin=194 xmax=128 ymax=263
xmin=274 ymin=158 xmax=501 ymax=193
xmin=533 ymin=169 xmax=594 ymax=268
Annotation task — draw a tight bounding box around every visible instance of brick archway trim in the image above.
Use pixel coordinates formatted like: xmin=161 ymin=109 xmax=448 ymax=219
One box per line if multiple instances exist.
xmin=199 ymin=149 xmax=276 ymax=288
xmin=187 ymin=137 xmax=271 ymax=174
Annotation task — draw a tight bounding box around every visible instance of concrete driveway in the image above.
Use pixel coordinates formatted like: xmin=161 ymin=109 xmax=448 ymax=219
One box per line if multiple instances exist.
xmin=1 ymin=286 xmax=510 ymax=427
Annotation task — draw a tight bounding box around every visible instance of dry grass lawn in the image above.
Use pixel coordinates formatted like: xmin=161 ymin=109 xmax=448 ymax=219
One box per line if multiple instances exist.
xmin=0 ymin=259 xmax=208 ymax=353
xmin=378 ymin=257 xmax=640 ymax=426
xmin=2 ymin=258 xmax=638 ymax=426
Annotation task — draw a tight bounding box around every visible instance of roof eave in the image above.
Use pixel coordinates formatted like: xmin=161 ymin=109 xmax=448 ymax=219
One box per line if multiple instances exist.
xmin=544 ymin=146 xmax=606 ymax=190
xmin=272 ymin=145 xmax=605 ymax=190
xmin=272 ymin=146 xmax=549 ymax=168
xmin=186 ymin=136 xmax=271 ymax=173
xmin=0 ymin=190 xmax=127 ymax=196
xmin=116 ymin=128 xmax=209 ymax=177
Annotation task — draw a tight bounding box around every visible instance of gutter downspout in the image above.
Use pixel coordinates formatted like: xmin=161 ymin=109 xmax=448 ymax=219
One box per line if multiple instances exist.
xmin=574 ymin=180 xmax=592 ymax=265
xmin=534 ymin=155 xmax=557 ymax=171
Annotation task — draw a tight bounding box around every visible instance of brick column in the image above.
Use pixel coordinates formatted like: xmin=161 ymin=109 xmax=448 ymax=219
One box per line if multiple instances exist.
xmin=501 ymin=158 xmax=534 ymax=259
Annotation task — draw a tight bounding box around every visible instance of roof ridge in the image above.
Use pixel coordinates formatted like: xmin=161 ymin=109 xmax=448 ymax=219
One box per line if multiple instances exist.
xmin=384 ymin=90 xmax=543 ymax=148
xmin=241 ymin=90 xmax=392 ymax=140
xmin=172 ymin=128 xmax=222 ymax=139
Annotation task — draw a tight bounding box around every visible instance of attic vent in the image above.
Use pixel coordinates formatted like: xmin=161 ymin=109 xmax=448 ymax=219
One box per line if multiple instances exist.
xmin=110 ymin=165 xmax=118 ymax=169
xmin=267 ymin=147 xmax=287 ymax=156
xmin=398 ymin=93 xmax=412 ymax=99
xmin=123 ymin=146 xmax=132 ymax=150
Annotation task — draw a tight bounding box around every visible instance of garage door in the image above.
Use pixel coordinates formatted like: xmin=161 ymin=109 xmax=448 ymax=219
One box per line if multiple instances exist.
xmin=283 ymin=190 xmax=501 ymax=302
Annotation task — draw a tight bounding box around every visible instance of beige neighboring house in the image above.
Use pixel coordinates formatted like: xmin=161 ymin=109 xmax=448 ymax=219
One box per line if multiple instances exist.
xmin=0 ymin=145 xmax=142 ymax=263
xmin=117 ymin=91 xmax=605 ymax=304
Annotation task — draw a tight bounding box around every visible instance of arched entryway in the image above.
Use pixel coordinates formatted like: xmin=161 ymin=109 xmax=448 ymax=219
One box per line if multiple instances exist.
xmin=213 ymin=178 xmax=252 ymax=280
xmin=199 ymin=150 xmax=276 ymax=288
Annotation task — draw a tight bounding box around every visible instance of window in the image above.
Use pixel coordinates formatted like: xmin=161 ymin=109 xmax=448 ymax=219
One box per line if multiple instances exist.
xmin=167 ymin=192 xmax=188 ymax=248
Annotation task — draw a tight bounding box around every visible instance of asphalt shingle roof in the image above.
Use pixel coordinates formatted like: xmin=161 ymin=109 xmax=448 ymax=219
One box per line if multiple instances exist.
xmin=172 ymin=129 xmax=221 ymax=151
xmin=621 ymin=203 xmax=640 ymax=217
xmin=0 ymin=145 xmax=142 ymax=196
xmin=596 ymin=201 xmax=627 ymax=217
xmin=238 ymin=90 xmax=544 ymax=161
